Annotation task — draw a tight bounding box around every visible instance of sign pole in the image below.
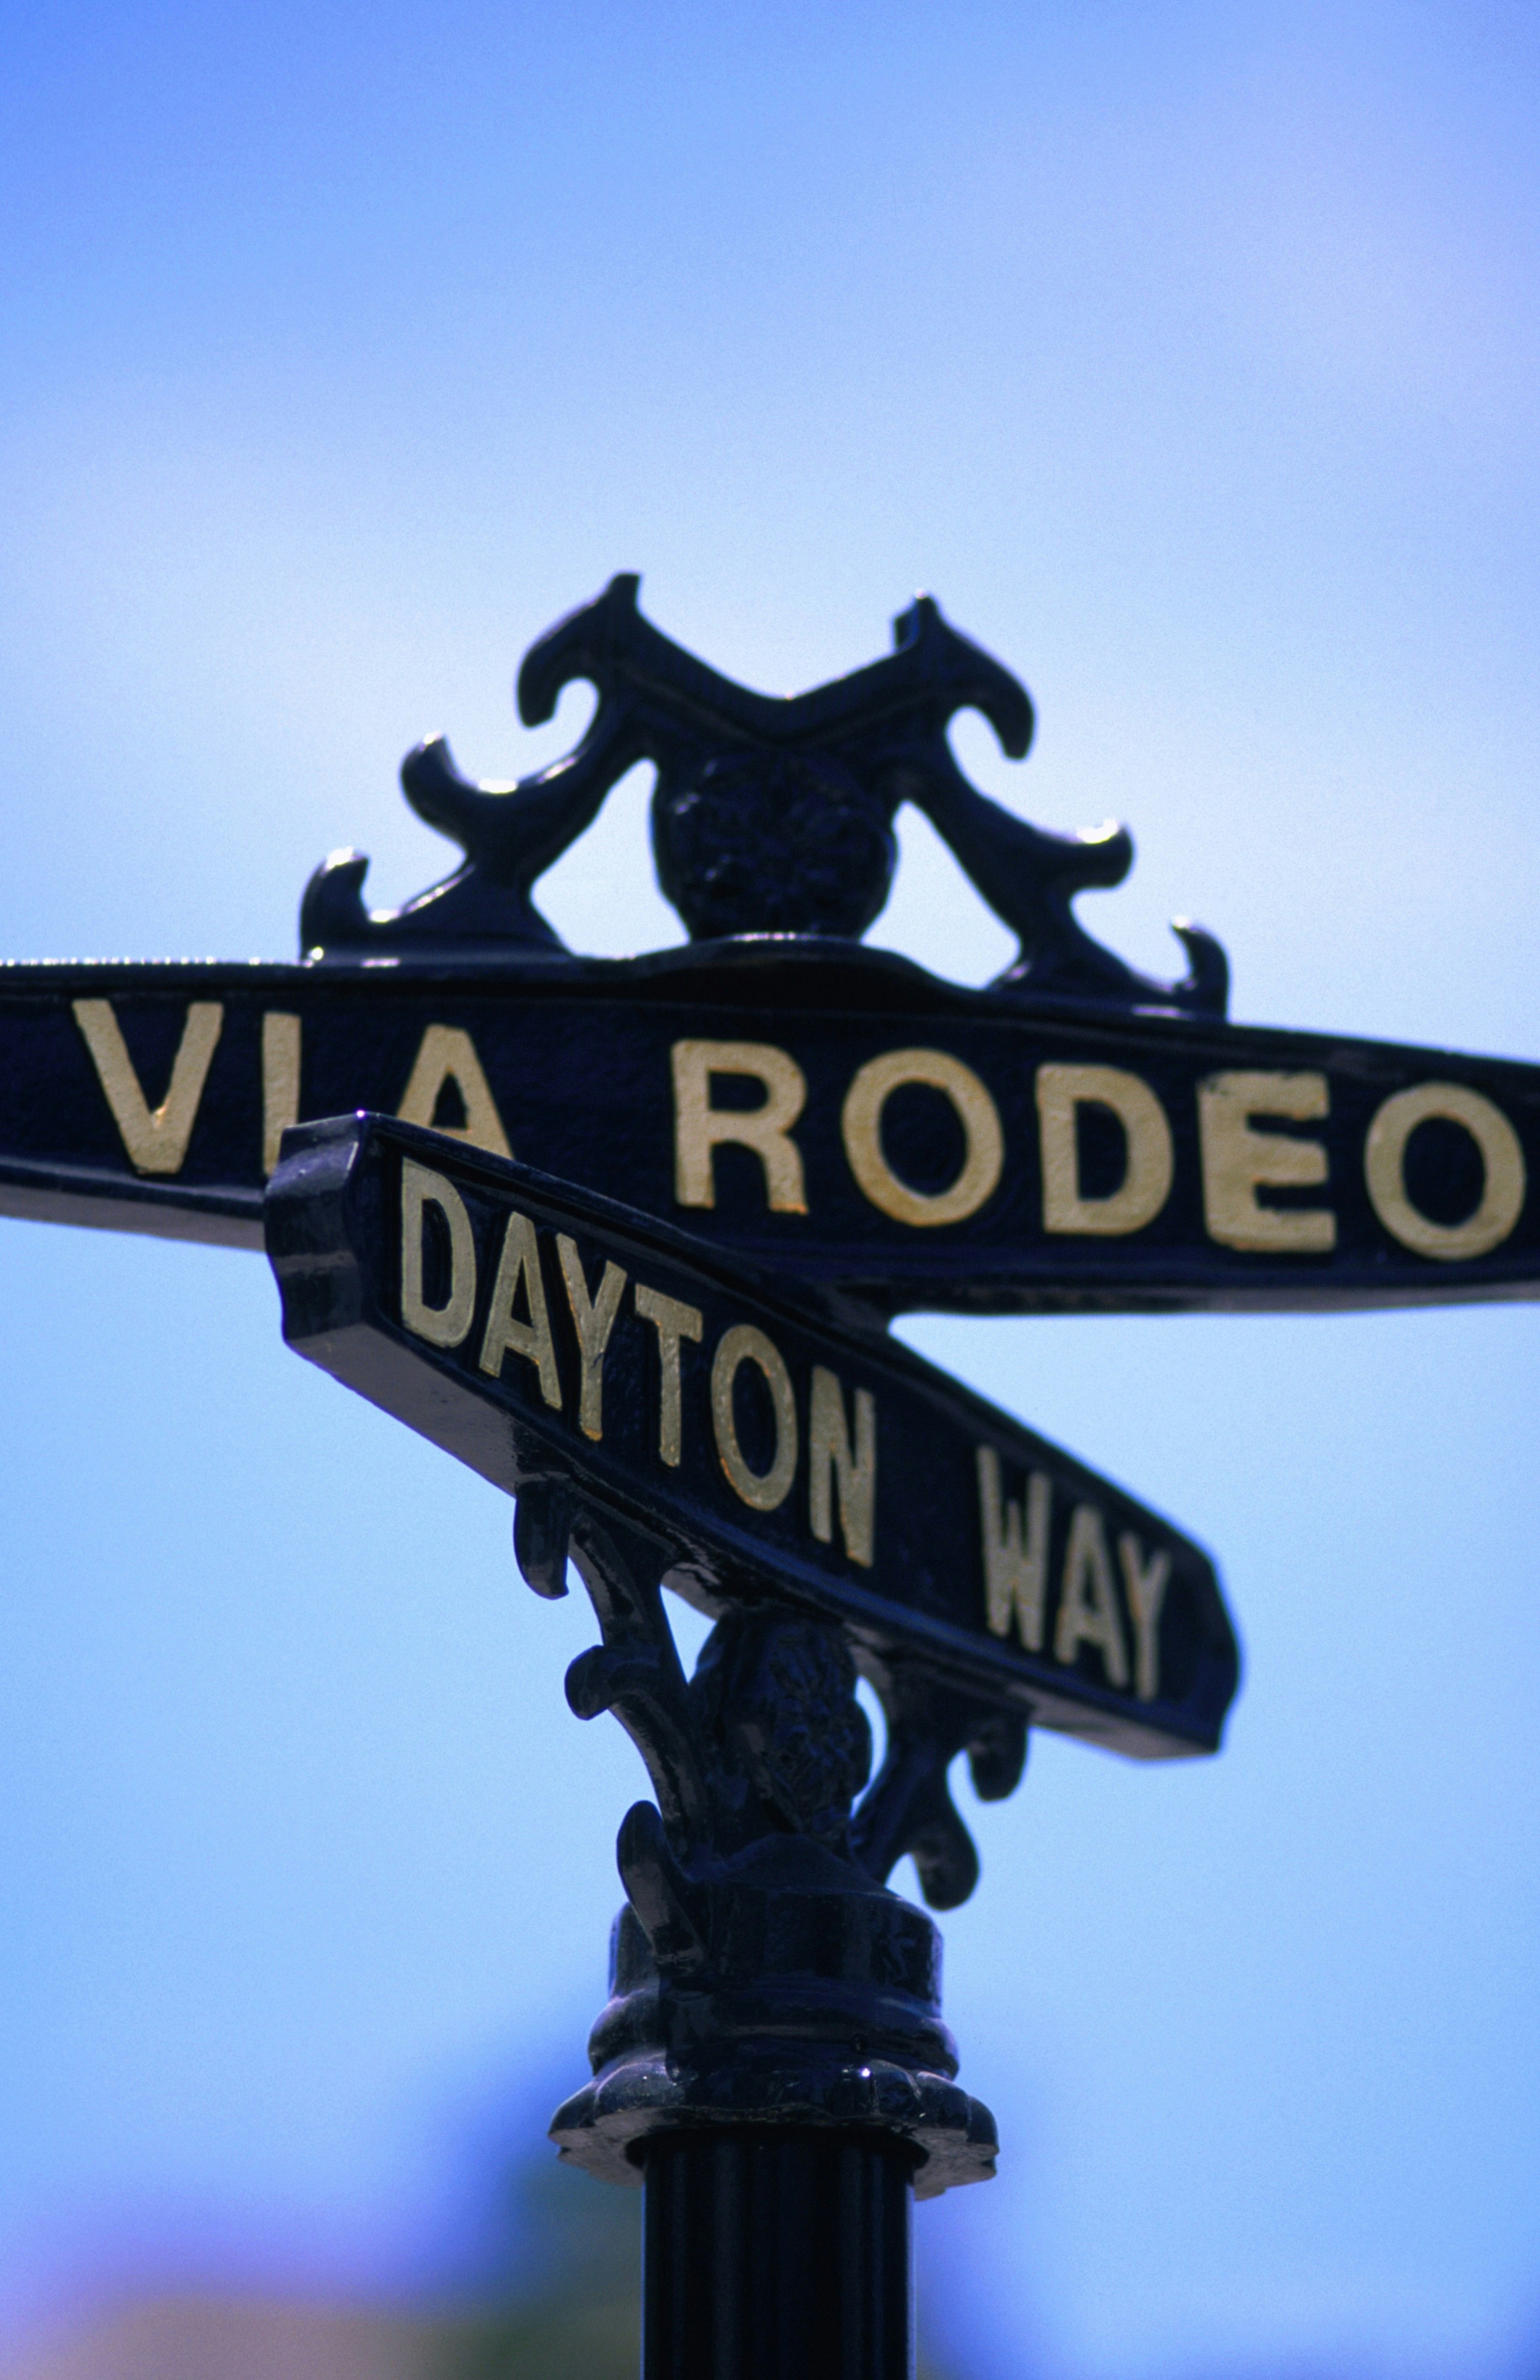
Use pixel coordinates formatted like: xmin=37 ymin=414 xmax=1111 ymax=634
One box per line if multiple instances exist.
xmin=642 ymin=2131 xmax=914 ymax=2378
xmin=556 ymin=1522 xmax=943 ymax=2380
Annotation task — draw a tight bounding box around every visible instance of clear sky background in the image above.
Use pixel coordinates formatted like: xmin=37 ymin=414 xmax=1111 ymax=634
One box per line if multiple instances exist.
xmin=2 ymin=3 xmax=1539 ymax=2374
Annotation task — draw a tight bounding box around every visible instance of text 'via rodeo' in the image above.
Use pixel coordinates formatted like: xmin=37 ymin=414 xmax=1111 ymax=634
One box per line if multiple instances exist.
xmin=69 ymin=1003 xmax=1530 ymax=1264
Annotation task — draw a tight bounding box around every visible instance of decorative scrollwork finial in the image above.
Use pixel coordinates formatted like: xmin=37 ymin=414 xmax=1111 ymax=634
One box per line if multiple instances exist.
xmin=300 ymin=576 xmax=1228 ymax=1016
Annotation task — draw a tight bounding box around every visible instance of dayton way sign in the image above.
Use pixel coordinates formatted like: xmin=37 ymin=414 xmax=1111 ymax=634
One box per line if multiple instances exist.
xmin=1 ymin=578 xmax=1523 ymax=2375
xmin=269 ymin=1113 xmax=1237 ymax=1767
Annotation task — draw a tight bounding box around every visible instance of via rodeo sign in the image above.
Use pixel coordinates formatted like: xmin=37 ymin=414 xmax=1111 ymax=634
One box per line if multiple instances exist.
xmin=2 ymin=573 xmax=1536 ymax=1319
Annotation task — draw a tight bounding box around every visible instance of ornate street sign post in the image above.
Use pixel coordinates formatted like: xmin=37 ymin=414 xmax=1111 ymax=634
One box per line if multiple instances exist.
xmin=266 ymin=1114 xmax=1234 ymax=2373
xmin=5 ymin=577 xmax=1537 ymax=2374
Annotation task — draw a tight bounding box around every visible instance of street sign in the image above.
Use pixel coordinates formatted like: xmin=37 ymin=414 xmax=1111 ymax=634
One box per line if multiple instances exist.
xmin=9 ymin=571 xmax=1457 ymax=2361
xmin=9 ymin=945 xmax=1540 ymax=1314
xmin=267 ymin=1111 xmax=1239 ymax=1765
xmin=6 ymin=578 xmax=1538 ymax=1316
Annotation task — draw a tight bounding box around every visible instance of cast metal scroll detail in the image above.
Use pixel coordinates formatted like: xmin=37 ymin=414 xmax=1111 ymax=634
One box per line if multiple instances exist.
xmin=513 ymin=1480 xmax=1027 ymax=1921
xmin=301 ymin=573 xmax=1228 ymax=1016
xmin=517 ymin=1488 xmax=1010 ymax=2190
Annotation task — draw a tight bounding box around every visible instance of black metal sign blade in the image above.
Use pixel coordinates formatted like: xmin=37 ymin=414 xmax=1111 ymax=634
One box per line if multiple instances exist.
xmin=10 ymin=945 xmax=1540 ymax=1314
xmin=265 ymin=1112 xmax=1239 ymax=1760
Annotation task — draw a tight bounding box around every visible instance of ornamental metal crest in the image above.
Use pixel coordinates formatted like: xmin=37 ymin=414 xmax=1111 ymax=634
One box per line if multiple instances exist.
xmin=301 ymin=573 xmax=1228 ymax=1016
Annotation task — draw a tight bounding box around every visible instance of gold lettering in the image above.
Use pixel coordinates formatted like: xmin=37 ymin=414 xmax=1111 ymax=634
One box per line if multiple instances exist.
xmin=72 ymin=998 xmax=223 ymax=1176
xmin=1198 ymin=1071 xmax=1336 ymax=1252
xmin=1055 ymin=1505 xmax=1129 ymax=1688
xmin=634 ymin=1284 xmax=704 ymax=1465
xmin=841 ymin=1048 xmax=1004 ymax=1228
xmin=1037 ymin=1063 xmax=1173 ymax=1236
xmin=808 ymin=1367 xmax=876 ymax=1566
xmin=557 ymin=1235 xmax=628 ymax=1441
xmin=671 ymin=1040 xmax=808 ymax=1212
xmin=977 ymin=1446 xmax=1051 ymax=1650
xmin=400 ymin=1159 xmax=477 ymax=1348
xmin=261 ymin=1011 xmax=301 ymax=1177
xmin=478 ymin=1208 xmax=561 ymax=1405
xmin=1364 ymin=1082 xmax=1526 ymax=1261
xmin=399 ymin=1024 xmax=512 ymax=1160
xmin=710 ymin=1324 xmax=798 ymax=1511
xmin=1118 ymin=1534 xmax=1171 ymax=1701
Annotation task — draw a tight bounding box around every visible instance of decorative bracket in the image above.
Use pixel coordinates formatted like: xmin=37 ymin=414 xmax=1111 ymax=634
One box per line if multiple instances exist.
xmin=513 ymin=1481 xmax=1023 ymax=1921
xmin=514 ymin=1483 xmax=1007 ymax=2195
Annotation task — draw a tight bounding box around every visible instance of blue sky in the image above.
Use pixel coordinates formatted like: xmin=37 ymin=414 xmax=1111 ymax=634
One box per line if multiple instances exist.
xmin=2 ymin=3 xmax=1539 ymax=2373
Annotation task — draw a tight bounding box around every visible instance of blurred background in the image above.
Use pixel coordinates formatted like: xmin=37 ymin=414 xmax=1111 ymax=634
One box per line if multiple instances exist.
xmin=2 ymin=1 xmax=1539 ymax=2373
